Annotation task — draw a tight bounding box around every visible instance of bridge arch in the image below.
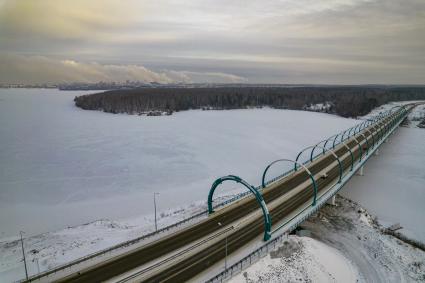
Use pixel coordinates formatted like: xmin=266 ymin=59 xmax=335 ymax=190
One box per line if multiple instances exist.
xmin=332 ymin=131 xmax=345 ymax=149
xmin=374 ymin=122 xmax=385 ymax=141
xmin=389 ymin=105 xmax=407 ymax=115
xmin=364 ymin=128 xmax=376 ymax=147
xmin=261 ymin=159 xmax=318 ymax=206
xmin=340 ymin=141 xmax=355 ymax=171
xmin=340 ymin=128 xmax=353 ymax=143
xmin=295 ymin=145 xmax=343 ymax=183
xmin=208 ymin=175 xmax=272 ymax=241
xmin=358 ymin=132 xmax=370 ymax=155
xmin=323 ymin=133 xmax=338 ymax=151
xmin=358 ymin=120 xmax=369 ymax=132
xmin=348 ymin=125 xmax=359 ymax=137
xmin=309 ymin=139 xmax=329 ymax=161
xmin=349 ymin=136 xmax=363 ymax=162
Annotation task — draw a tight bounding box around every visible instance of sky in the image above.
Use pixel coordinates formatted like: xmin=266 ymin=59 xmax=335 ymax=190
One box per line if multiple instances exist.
xmin=0 ymin=0 xmax=424 ymax=84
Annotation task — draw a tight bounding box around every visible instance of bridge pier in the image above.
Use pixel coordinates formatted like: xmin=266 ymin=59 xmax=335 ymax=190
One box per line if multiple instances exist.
xmin=327 ymin=195 xmax=336 ymax=206
xmin=374 ymin=148 xmax=380 ymax=156
xmin=356 ymin=165 xmax=364 ymax=176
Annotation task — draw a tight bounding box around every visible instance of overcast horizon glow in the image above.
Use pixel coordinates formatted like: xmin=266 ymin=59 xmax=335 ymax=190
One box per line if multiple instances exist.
xmin=0 ymin=0 xmax=424 ymax=84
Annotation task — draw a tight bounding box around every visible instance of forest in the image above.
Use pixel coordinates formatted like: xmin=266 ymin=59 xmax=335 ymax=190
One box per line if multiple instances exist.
xmin=74 ymin=86 xmax=425 ymax=118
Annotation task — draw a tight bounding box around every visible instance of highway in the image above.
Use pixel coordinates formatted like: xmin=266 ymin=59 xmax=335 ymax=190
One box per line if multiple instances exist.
xmin=27 ymin=105 xmax=413 ymax=283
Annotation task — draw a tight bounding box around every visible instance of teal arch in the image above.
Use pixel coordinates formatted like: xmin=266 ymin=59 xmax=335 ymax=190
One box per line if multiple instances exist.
xmin=332 ymin=132 xmax=345 ymax=149
xmin=295 ymin=145 xmax=343 ymax=183
xmin=358 ymin=132 xmax=370 ymax=155
xmin=371 ymin=124 xmax=381 ymax=141
xmin=349 ymin=125 xmax=359 ymax=136
xmin=340 ymin=128 xmax=353 ymax=142
xmin=208 ymin=175 xmax=272 ymax=241
xmin=375 ymin=122 xmax=385 ymax=141
xmin=323 ymin=134 xmax=338 ymax=151
xmin=389 ymin=105 xmax=407 ymax=115
xmin=262 ymin=159 xmax=318 ymax=206
xmin=353 ymin=123 xmax=362 ymax=134
xmin=309 ymin=139 xmax=328 ymax=161
xmin=340 ymin=141 xmax=354 ymax=171
xmin=358 ymin=120 xmax=369 ymax=132
xmin=364 ymin=128 xmax=376 ymax=147
xmin=349 ymin=136 xmax=363 ymax=162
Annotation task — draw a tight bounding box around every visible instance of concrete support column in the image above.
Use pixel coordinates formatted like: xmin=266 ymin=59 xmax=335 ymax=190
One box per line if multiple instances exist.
xmin=356 ymin=165 xmax=364 ymax=176
xmin=327 ymin=195 xmax=336 ymax=206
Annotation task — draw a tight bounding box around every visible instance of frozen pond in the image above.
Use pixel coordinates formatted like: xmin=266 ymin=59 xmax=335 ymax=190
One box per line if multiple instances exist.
xmin=0 ymin=89 xmax=357 ymax=238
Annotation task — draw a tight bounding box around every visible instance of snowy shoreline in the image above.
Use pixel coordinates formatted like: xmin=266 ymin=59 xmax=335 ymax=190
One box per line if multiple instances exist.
xmin=230 ymin=195 xmax=425 ymax=283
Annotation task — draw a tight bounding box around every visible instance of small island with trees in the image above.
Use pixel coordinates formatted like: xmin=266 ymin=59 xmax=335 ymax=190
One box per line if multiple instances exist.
xmin=74 ymin=85 xmax=425 ymax=118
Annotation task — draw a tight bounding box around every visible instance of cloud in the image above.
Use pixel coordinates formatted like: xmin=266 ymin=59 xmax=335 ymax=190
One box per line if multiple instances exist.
xmin=164 ymin=70 xmax=247 ymax=84
xmin=0 ymin=54 xmax=247 ymax=84
xmin=0 ymin=0 xmax=424 ymax=84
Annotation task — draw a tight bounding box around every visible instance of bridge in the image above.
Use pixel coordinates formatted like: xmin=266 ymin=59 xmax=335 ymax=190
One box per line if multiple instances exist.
xmin=24 ymin=104 xmax=415 ymax=283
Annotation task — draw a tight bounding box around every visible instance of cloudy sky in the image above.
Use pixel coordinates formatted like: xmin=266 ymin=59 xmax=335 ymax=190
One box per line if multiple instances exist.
xmin=0 ymin=0 xmax=424 ymax=84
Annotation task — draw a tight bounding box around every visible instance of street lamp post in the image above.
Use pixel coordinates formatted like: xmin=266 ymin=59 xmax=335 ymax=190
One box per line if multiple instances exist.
xmin=20 ymin=231 xmax=28 ymax=280
xmin=153 ymin=192 xmax=160 ymax=232
xmin=218 ymin=222 xmax=229 ymax=270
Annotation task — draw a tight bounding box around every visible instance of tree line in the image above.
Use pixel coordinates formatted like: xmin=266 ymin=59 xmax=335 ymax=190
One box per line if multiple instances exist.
xmin=74 ymin=86 xmax=425 ymax=117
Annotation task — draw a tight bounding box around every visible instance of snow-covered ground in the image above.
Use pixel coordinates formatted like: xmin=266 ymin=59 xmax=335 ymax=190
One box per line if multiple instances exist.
xmin=0 ymin=199 xmax=212 ymax=282
xmin=302 ymin=196 xmax=425 ymax=282
xmin=232 ymin=195 xmax=425 ymax=283
xmin=230 ymin=235 xmax=360 ymax=283
xmin=303 ymin=101 xmax=333 ymax=113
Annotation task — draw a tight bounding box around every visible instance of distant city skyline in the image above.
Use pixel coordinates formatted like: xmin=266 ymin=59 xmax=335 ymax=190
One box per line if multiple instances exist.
xmin=0 ymin=0 xmax=424 ymax=84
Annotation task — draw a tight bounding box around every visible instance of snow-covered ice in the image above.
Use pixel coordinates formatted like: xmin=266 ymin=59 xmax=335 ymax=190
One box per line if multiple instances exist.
xmin=341 ymin=102 xmax=425 ymax=242
xmin=0 ymin=88 xmax=357 ymax=239
xmin=0 ymin=88 xmax=359 ymax=282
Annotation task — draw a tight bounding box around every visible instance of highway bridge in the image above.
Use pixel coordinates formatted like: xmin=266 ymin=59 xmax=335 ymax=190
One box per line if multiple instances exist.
xmin=24 ymin=104 xmax=415 ymax=283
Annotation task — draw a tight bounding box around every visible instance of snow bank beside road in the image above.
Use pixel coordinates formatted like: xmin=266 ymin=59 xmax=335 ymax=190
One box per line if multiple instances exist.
xmin=230 ymin=195 xmax=425 ymax=283
xmin=0 ymin=198 xmax=211 ymax=282
xmin=230 ymin=236 xmax=359 ymax=283
xmin=302 ymin=196 xmax=425 ymax=282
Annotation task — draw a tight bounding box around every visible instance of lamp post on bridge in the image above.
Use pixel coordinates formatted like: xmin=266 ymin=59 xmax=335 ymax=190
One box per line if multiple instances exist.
xmin=20 ymin=231 xmax=28 ymax=280
xmin=153 ymin=192 xmax=160 ymax=232
xmin=217 ymin=222 xmax=241 ymax=270
xmin=217 ymin=222 xmax=228 ymax=270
